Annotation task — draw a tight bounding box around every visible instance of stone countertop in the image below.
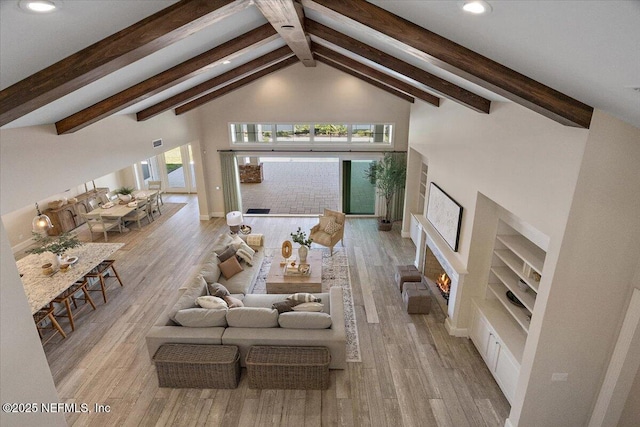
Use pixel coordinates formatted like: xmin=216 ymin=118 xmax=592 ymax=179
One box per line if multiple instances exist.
xmin=16 ymin=243 xmax=124 ymax=314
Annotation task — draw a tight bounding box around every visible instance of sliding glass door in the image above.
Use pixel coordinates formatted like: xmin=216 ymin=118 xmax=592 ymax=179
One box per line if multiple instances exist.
xmin=342 ymin=160 xmax=376 ymax=215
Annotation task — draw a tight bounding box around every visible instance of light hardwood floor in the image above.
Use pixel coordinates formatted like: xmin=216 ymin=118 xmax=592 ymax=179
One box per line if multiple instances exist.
xmin=39 ymin=194 xmax=510 ymax=426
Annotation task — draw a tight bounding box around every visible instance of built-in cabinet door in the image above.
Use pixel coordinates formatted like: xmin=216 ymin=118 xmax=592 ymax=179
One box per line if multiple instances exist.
xmin=471 ymin=307 xmax=493 ymax=360
xmin=470 ymin=302 xmax=521 ymax=405
xmin=494 ymin=345 xmax=520 ymax=404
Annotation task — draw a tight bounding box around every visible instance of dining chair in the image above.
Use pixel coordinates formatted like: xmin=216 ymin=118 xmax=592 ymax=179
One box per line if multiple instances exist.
xmin=88 ymin=198 xmax=101 ymax=211
xmin=33 ymin=302 xmax=67 ymax=339
xmin=147 ymin=180 xmax=164 ymax=205
xmin=85 ymin=260 xmax=124 ymax=304
xmin=52 ymin=279 xmax=96 ymax=332
xmin=148 ymin=192 xmax=162 ymax=219
xmin=81 ymin=212 xmax=121 ymax=242
xmin=124 ymin=202 xmax=151 ymax=230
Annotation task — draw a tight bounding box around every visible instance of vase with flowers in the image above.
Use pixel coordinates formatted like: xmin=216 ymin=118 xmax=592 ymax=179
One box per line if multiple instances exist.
xmin=290 ymin=227 xmax=312 ymax=263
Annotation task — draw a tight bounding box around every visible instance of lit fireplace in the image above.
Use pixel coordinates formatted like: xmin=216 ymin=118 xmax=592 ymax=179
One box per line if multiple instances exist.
xmin=436 ymin=273 xmax=451 ymax=301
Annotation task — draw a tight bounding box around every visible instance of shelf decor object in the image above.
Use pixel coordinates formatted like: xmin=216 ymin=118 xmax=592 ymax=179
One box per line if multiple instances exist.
xmin=426 ymin=182 xmax=463 ymax=251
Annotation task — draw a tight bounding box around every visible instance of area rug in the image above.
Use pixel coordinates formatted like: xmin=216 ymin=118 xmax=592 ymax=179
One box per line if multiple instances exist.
xmin=251 ymin=247 xmax=361 ymax=362
xmin=246 ymin=208 xmax=270 ymax=214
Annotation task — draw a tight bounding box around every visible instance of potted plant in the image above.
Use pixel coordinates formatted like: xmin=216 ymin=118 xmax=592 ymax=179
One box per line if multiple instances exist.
xmin=26 ymin=232 xmax=82 ymax=264
xmin=290 ymin=227 xmax=313 ymax=263
xmin=365 ymin=153 xmax=407 ymax=231
xmin=115 ymin=186 xmax=134 ymax=202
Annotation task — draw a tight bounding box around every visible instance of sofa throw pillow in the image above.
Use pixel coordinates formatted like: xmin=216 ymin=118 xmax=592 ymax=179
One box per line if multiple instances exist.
xmin=292 ymin=302 xmax=324 ymax=312
xmin=287 ymin=292 xmax=321 ymax=304
xmin=279 ymin=312 xmax=332 ymax=329
xmin=272 ymin=300 xmax=294 ymax=313
xmin=224 ymin=295 xmax=244 ymax=308
xmin=217 ymin=245 xmax=236 ymax=263
xmin=324 ymin=219 xmax=342 ymax=234
xmin=219 ymin=256 xmax=243 ymax=279
xmin=236 ymin=248 xmax=254 ymax=266
xmin=226 ymin=307 xmax=278 ymax=328
xmin=207 ymin=282 xmax=230 ymax=298
xmin=319 ymin=216 xmax=333 ymax=230
xmin=229 ymin=233 xmax=245 ymax=251
xmin=196 ymin=295 xmax=228 ymax=310
xmin=174 ymin=308 xmax=228 ymax=327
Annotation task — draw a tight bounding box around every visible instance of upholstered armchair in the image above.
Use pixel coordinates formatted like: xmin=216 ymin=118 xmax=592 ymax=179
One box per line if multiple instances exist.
xmin=310 ymin=208 xmax=345 ymax=255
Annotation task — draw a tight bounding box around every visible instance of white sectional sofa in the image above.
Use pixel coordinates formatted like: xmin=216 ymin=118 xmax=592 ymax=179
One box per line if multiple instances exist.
xmin=145 ymin=232 xmax=347 ymax=370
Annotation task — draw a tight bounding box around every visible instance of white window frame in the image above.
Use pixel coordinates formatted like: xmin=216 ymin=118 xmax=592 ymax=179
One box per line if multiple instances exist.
xmin=229 ymin=122 xmax=394 ymax=147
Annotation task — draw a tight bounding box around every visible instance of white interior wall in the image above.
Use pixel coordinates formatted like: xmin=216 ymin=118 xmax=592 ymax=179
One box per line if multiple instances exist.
xmin=189 ymin=61 xmax=412 ymax=216
xmin=514 ymin=110 xmax=640 ymax=427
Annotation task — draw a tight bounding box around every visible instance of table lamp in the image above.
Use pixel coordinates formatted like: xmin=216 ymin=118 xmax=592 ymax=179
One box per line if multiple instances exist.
xmin=226 ymin=211 xmax=243 ymax=233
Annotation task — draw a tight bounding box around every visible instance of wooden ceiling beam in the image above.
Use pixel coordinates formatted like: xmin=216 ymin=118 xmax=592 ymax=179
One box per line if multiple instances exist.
xmin=303 ymin=0 xmax=593 ymax=128
xmin=0 ymin=0 xmax=250 ymax=127
xmin=315 ymin=56 xmax=414 ymax=103
xmin=137 ymin=46 xmax=295 ymax=121
xmin=313 ymin=43 xmax=439 ymax=107
xmin=306 ymin=19 xmax=490 ymax=114
xmin=55 ymin=24 xmax=278 ymax=134
xmin=255 ymin=0 xmax=315 ymax=67
xmin=175 ymin=56 xmax=299 ymax=115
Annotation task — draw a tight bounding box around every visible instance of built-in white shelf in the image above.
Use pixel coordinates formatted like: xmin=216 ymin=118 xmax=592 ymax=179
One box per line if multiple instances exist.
xmin=490 ymin=266 xmax=537 ymax=311
xmin=496 ymin=234 xmax=545 ymax=274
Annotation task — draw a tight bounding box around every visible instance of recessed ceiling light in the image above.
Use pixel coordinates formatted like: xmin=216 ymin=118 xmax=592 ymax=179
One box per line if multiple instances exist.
xmin=19 ymin=0 xmax=58 ymax=13
xmin=461 ymin=1 xmax=492 ymax=14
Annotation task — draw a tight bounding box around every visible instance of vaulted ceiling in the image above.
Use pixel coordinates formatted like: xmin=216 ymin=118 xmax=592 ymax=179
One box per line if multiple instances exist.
xmin=1 ymin=0 xmax=639 ymax=133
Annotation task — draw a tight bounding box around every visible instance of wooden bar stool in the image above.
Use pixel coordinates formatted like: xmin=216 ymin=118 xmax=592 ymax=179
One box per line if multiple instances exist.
xmin=33 ymin=303 xmax=67 ymax=339
xmin=52 ymin=280 xmax=96 ymax=331
xmin=84 ymin=259 xmax=123 ymax=304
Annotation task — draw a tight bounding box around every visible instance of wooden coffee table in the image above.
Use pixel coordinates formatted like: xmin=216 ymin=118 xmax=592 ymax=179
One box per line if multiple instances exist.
xmin=266 ymin=250 xmax=323 ymax=294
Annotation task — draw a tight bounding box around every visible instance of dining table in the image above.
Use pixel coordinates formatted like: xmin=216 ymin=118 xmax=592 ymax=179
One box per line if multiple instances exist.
xmin=16 ymin=242 xmax=124 ymax=315
xmin=90 ymin=190 xmax=157 ymax=231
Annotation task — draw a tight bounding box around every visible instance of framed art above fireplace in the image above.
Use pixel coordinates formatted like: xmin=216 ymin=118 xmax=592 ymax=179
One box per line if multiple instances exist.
xmin=426 ymin=182 xmax=463 ymax=251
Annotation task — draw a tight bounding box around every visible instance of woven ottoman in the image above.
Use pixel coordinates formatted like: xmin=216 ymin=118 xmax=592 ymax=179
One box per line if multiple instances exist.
xmin=395 ymin=264 xmax=422 ymax=293
xmin=246 ymin=346 xmax=330 ymax=390
xmin=402 ymin=282 xmax=431 ymax=314
xmin=152 ymin=344 xmax=240 ymax=389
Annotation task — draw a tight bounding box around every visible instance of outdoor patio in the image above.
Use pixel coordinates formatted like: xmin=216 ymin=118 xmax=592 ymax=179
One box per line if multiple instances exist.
xmin=240 ymin=159 xmax=340 ymax=215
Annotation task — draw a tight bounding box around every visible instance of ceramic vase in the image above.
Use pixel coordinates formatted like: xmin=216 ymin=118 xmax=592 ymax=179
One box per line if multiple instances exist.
xmin=298 ymin=245 xmax=308 ymax=263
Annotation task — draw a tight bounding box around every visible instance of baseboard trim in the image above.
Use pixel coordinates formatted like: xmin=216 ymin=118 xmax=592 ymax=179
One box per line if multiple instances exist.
xmin=505 ymin=418 xmax=515 ymax=427
xmin=401 ymin=230 xmax=411 ymax=238
xmin=199 ymin=214 xmax=211 ymax=221
xmin=11 ymin=238 xmax=33 ymax=255
xmin=445 ymin=318 xmax=468 ymax=337
xmin=210 ymin=212 xmax=225 ymax=218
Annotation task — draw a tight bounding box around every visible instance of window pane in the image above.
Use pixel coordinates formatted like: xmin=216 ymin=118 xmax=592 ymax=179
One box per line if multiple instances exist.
xmin=276 ymin=124 xmax=294 ymax=141
xmin=293 ymin=124 xmax=310 ymax=142
xmin=314 ymin=123 xmax=348 ymax=143
xmin=257 ymin=124 xmax=272 ymax=142
xmin=352 ymin=124 xmax=373 ymax=143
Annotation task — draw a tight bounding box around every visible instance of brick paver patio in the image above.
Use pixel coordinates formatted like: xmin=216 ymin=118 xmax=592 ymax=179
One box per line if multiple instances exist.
xmin=240 ymin=160 xmax=340 ymax=215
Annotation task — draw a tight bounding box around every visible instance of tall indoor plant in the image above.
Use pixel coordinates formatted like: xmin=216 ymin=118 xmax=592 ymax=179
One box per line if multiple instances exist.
xmin=365 ymin=153 xmax=407 ymax=231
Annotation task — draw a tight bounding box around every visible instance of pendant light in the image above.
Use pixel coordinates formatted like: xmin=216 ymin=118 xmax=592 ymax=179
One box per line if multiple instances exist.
xmin=32 ymin=203 xmax=53 ymax=233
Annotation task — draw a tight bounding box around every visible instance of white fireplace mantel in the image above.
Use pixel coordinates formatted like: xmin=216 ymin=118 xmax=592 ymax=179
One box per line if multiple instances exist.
xmin=412 ymin=213 xmax=468 ymax=336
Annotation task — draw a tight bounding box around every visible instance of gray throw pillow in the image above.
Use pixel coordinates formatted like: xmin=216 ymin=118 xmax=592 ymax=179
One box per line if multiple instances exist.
xmin=217 ymin=245 xmax=236 ymax=263
xmin=207 ymin=282 xmax=230 ymax=298
xmin=273 ymin=300 xmax=294 ymax=313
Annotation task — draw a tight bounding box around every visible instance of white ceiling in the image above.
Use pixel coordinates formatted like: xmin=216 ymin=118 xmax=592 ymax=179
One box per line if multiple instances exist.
xmin=1 ymin=0 xmax=639 ymax=129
